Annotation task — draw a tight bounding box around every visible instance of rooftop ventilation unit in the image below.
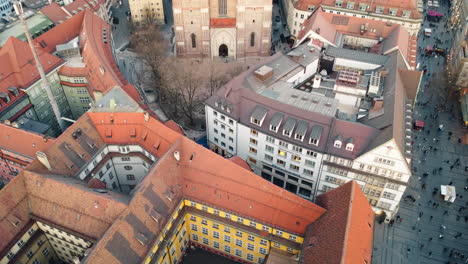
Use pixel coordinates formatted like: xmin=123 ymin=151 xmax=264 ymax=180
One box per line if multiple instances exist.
xmin=368 ymin=71 xmax=381 ymax=95
xmin=253 ymin=65 xmax=273 ymax=82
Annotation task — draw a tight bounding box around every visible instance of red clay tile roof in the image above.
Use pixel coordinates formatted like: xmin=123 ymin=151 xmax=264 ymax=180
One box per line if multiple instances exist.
xmin=64 ymin=0 xmax=104 ymax=15
xmin=0 ymin=107 xmax=373 ymax=263
xmin=33 ymin=11 xmax=85 ymax=54
xmin=33 ymin=11 xmax=142 ymax=103
xmin=58 ymin=64 xmax=89 ymax=77
xmin=39 ymin=2 xmax=70 ymax=24
xmin=87 ymin=178 xmax=106 ymax=189
xmin=298 ymin=8 xmax=402 ymax=43
xmin=0 ymin=123 xmax=54 ymax=158
xmin=228 ymin=156 xmax=252 ymax=171
xmin=210 ymin=18 xmax=237 ymax=28
xmin=163 ymin=120 xmax=184 ymax=135
xmin=0 ymin=37 xmax=63 ymax=90
xmin=294 ymin=0 xmax=323 ymax=11
xmin=302 ymin=181 xmax=374 ymax=264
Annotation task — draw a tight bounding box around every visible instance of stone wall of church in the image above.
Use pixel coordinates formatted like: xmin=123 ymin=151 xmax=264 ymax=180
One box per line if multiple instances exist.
xmin=173 ymin=0 xmax=272 ymax=58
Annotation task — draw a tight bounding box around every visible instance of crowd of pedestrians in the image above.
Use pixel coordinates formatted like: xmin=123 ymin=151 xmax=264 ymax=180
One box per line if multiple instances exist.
xmin=373 ymin=0 xmax=468 ymax=263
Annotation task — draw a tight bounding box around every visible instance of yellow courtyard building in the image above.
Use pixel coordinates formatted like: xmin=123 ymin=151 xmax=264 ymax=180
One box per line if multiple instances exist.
xmin=130 ymin=0 xmax=165 ymax=24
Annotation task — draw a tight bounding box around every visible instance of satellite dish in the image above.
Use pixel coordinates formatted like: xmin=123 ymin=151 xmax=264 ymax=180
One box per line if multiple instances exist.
xmin=320 ymin=69 xmax=328 ymax=76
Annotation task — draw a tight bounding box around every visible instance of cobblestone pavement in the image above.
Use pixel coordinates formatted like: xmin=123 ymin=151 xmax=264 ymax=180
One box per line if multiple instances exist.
xmin=372 ymin=1 xmax=468 ymax=264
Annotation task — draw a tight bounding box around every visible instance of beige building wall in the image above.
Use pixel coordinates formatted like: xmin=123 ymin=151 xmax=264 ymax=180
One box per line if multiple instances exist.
xmin=130 ymin=0 xmax=165 ymax=24
xmin=173 ymin=0 xmax=272 ymax=59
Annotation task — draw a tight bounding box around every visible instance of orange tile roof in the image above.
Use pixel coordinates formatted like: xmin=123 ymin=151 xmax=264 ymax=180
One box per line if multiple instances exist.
xmin=0 ymin=108 xmax=373 ymax=263
xmin=228 ymin=156 xmax=252 ymax=171
xmin=33 ymin=11 xmax=142 ymax=102
xmin=294 ymin=0 xmax=323 ymax=11
xmin=302 ymin=181 xmax=374 ymax=264
xmin=210 ymin=18 xmax=237 ymax=28
xmin=164 ymin=120 xmax=184 ymax=135
xmin=298 ymin=8 xmax=400 ymax=42
xmin=0 ymin=37 xmax=63 ymax=90
xmin=33 ymin=11 xmax=85 ymax=54
xmin=297 ymin=8 xmax=417 ymax=68
xmin=39 ymin=2 xmax=70 ymax=24
xmin=58 ymin=64 xmax=89 ymax=77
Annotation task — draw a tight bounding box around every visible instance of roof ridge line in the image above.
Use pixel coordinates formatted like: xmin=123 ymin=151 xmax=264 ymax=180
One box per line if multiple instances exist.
xmin=340 ymin=181 xmax=356 ymax=264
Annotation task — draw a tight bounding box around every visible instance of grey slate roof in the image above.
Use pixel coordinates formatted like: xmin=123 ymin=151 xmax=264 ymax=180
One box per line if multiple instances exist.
xmin=326 ymin=46 xmax=388 ymax=66
xmin=251 ymin=105 xmax=269 ymax=121
xmin=270 ymin=112 xmax=284 ymax=128
xmin=283 ymin=117 xmax=298 ymax=132
xmin=295 ymin=121 xmax=309 ymax=136
xmin=310 ymin=125 xmax=323 ymax=140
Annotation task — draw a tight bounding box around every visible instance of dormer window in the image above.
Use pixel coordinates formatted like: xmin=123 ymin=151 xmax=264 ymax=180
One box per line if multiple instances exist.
xmin=8 ymin=87 xmax=19 ymax=96
xmin=294 ymin=121 xmax=308 ymax=142
xmin=0 ymin=92 xmax=10 ymax=103
xmin=335 ymin=0 xmax=342 ymax=7
xmin=283 ymin=117 xmax=297 ymax=138
xmin=345 ymin=138 xmax=354 ymax=151
xmin=389 ymin=8 xmax=398 ymax=16
xmin=334 ymin=135 xmax=343 ymax=148
xmin=402 ymin=10 xmax=411 ymax=18
xmin=309 ymin=125 xmax=323 ymax=146
xmin=375 ymin=6 xmax=384 ymax=13
xmin=250 ymin=105 xmax=268 ymax=127
xmin=347 ymin=2 xmax=354 ymax=9
xmin=270 ymin=113 xmax=284 ymax=133
xmin=359 ymin=3 xmax=367 ymax=11
xmin=309 ymin=138 xmax=319 ymax=146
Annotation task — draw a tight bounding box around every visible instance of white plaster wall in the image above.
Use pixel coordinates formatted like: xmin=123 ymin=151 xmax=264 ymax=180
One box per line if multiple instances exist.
xmin=205 ymin=105 xmax=238 ymax=156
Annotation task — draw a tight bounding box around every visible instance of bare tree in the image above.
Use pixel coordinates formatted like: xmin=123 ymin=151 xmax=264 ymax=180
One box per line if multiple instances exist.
xmin=130 ymin=24 xmax=167 ymax=103
xmin=160 ymin=59 xmax=207 ymax=125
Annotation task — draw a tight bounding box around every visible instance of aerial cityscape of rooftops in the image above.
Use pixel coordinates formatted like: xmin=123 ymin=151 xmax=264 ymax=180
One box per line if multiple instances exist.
xmin=0 ymin=0 xmax=466 ymax=262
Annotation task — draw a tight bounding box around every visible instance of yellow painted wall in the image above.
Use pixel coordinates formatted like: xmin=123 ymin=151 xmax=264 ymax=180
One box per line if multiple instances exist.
xmin=144 ymin=200 xmax=303 ymax=264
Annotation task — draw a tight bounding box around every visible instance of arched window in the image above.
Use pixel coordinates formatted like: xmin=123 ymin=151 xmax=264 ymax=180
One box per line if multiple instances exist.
xmin=218 ymin=0 xmax=227 ymax=16
xmin=250 ymin=32 xmax=255 ymax=47
xmin=191 ymin=33 xmax=196 ymax=48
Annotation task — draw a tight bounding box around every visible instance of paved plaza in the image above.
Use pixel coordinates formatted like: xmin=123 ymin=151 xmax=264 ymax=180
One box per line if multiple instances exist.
xmin=372 ymin=0 xmax=468 ymax=263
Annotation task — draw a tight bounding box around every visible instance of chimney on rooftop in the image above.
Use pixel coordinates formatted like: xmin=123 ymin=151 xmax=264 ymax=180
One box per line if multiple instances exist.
xmin=11 ymin=122 xmax=18 ymax=128
xmin=36 ymin=151 xmax=52 ymax=170
xmin=144 ymin=111 xmax=149 ymax=122
xmin=4 ymin=120 xmax=11 ymax=126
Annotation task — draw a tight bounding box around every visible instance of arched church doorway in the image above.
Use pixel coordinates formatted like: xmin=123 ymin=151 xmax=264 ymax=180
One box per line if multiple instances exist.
xmin=219 ymin=44 xmax=228 ymax=57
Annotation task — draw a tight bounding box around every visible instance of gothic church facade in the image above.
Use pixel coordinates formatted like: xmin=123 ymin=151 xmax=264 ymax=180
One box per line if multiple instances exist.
xmin=173 ymin=0 xmax=272 ymax=59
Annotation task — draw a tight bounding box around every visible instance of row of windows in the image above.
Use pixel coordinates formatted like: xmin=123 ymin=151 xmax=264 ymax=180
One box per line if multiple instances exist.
xmin=193 ymin=233 xmax=266 ymax=263
xmin=333 ymin=1 xmax=412 ymax=18
xmin=188 ymin=208 xmax=298 ymax=241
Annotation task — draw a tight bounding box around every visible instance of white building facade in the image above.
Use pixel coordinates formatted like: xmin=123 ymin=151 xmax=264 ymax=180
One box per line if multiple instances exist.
xmin=205 ymin=44 xmax=419 ymax=221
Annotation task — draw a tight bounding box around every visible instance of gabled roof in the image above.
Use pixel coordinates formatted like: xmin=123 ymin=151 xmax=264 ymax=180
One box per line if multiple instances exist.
xmin=39 ymin=2 xmax=70 ymax=24
xmin=0 ymin=123 xmax=54 ymax=158
xmin=0 ymin=37 xmax=63 ymax=90
xmin=302 ymin=181 xmax=374 ymax=264
xmin=228 ymin=156 xmax=252 ymax=171
xmin=33 ymin=11 xmax=85 ymax=54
